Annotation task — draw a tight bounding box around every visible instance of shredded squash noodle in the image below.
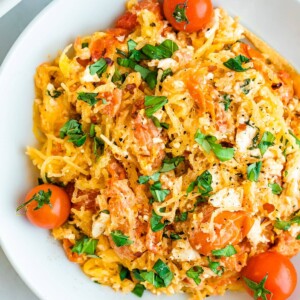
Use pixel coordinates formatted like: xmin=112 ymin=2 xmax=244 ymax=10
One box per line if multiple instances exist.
xmin=28 ymin=0 xmax=300 ymax=298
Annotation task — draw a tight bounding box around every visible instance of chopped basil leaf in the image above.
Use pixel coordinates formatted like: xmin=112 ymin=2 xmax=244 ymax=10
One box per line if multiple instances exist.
xmin=222 ymin=94 xmax=232 ymax=111
xmin=144 ymin=95 xmax=168 ymax=118
xmin=223 ymin=55 xmax=250 ymax=72
xmin=161 ymin=68 xmax=173 ymax=82
xmin=110 ymin=230 xmax=133 ymax=247
xmin=47 ymin=89 xmax=62 ymax=99
xmin=59 ymin=119 xmax=87 ymax=147
xmin=169 ymin=232 xmax=182 ymax=240
xmin=90 ymin=124 xmax=96 ymax=137
xmin=72 ymin=236 xmax=98 ymax=255
xmin=119 ymin=265 xmax=130 ymax=281
xmin=186 ymin=266 xmax=203 ymax=285
xmin=150 ymin=210 xmax=168 ymax=232
xmin=175 ymin=211 xmax=188 ymax=222
xmin=194 ymin=130 xmax=235 ymax=161
xmin=268 ymin=183 xmax=283 ymax=195
xmin=77 ymin=92 xmax=99 ymax=106
xmin=82 ymin=42 xmax=89 ymax=48
xmin=16 ymin=189 xmax=52 ymax=211
xmin=132 ymin=283 xmax=146 ymax=297
xmin=187 ymin=170 xmax=212 ymax=196
xmin=289 ymin=130 xmax=300 ymax=146
xmin=247 ymin=161 xmax=262 ymax=182
xmin=140 ymin=271 xmax=164 ymax=288
xmin=141 ymin=40 xmax=179 ymax=60
xmin=89 ymin=58 xmax=108 ymax=77
xmin=150 ymin=181 xmax=170 ymax=202
xmin=274 ymin=215 xmax=300 ymax=231
xmin=208 ymin=258 xmax=224 ymax=276
xmin=173 ymin=2 xmax=189 ymax=24
xmin=117 ymin=57 xmax=136 ymax=69
xmin=258 ymin=131 xmax=275 ymax=156
xmin=100 ymin=209 xmax=110 ymax=214
xmin=297 ymin=234 xmax=300 ymax=240
xmin=243 ymin=275 xmax=272 ymax=300
xmin=132 ymin=269 xmax=144 ymax=281
xmin=241 ymin=78 xmax=251 ymax=94
xmin=151 ymin=116 xmax=169 ymax=129
xmin=138 ymin=172 xmax=160 ymax=184
xmin=102 ymin=98 xmax=107 ymax=104
xmin=145 ymin=70 xmax=158 ymax=90
xmin=128 ymin=39 xmax=137 ymax=53
xmin=112 ymin=69 xmax=126 ymax=84
xmin=153 ymin=259 xmax=173 ymax=287
xmin=93 ymin=137 xmax=105 ymax=158
xmin=212 ymin=245 xmax=237 ymax=257
xmin=160 ymin=156 xmax=185 ymax=173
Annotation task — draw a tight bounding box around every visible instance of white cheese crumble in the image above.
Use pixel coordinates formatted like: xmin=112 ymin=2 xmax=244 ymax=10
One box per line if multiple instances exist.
xmin=209 ymin=187 xmax=242 ymax=208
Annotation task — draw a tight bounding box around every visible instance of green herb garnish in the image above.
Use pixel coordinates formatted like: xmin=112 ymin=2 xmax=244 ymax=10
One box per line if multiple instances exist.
xmin=132 ymin=283 xmax=146 ymax=297
xmin=186 ymin=266 xmax=204 ymax=285
xmin=268 ymin=183 xmax=283 ymax=195
xmin=160 ymin=156 xmax=185 ymax=173
xmin=110 ymin=230 xmax=133 ymax=247
xmin=89 ymin=58 xmax=108 ymax=78
xmin=150 ymin=210 xmax=168 ymax=232
xmin=247 ymin=161 xmax=262 ymax=182
xmin=150 ymin=181 xmax=170 ymax=202
xmin=144 ymin=95 xmax=168 ymax=118
xmin=223 ymin=55 xmax=250 ymax=72
xmin=59 ymin=119 xmax=87 ymax=147
xmin=258 ymin=131 xmax=275 ymax=156
xmin=187 ymin=170 xmax=212 ymax=195
xmin=77 ymin=92 xmax=99 ymax=106
xmin=212 ymin=245 xmax=237 ymax=257
xmin=222 ymin=94 xmax=232 ymax=111
xmin=72 ymin=236 xmax=98 ymax=255
xmin=47 ymin=89 xmax=62 ymax=99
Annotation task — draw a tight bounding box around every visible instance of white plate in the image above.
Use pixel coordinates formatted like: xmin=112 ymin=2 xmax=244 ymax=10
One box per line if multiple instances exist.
xmin=0 ymin=0 xmax=299 ymax=299
xmin=0 ymin=0 xmax=21 ymax=18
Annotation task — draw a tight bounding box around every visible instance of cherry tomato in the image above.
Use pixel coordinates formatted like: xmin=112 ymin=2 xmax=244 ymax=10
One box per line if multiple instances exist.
xmin=18 ymin=184 xmax=70 ymax=229
xmin=163 ymin=0 xmax=213 ymax=32
xmin=241 ymin=251 xmax=297 ymax=300
xmin=189 ymin=210 xmax=253 ymax=255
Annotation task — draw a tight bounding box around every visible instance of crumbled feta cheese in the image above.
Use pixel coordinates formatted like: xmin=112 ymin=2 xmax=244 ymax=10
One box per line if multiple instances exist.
xmin=209 ymin=187 xmax=242 ymax=208
xmin=170 ymin=240 xmax=200 ymax=261
xmin=92 ymin=213 xmax=110 ymax=238
xmin=236 ymin=125 xmax=257 ymax=152
xmin=157 ymin=58 xmax=178 ymax=70
xmin=247 ymin=219 xmax=269 ymax=246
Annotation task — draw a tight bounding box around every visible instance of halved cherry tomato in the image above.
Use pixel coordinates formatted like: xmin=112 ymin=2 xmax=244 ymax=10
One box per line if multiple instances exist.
xmin=17 ymin=184 xmax=70 ymax=229
xmin=241 ymin=251 xmax=297 ymax=300
xmin=163 ymin=0 xmax=213 ymax=32
xmin=189 ymin=210 xmax=253 ymax=255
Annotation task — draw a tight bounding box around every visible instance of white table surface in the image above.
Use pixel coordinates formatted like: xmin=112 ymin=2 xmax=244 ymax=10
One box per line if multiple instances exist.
xmin=0 ymin=2 xmax=52 ymax=299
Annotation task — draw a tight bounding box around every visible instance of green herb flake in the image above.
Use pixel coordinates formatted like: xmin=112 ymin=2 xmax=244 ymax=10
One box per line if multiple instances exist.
xmin=161 ymin=68 xmax=173 ymax=82
xmin=297 ymin=234 xmax=300 ymax=240
xmin=150 ymin=181 xmax=170 ymax=202
xmin=144 ymin=95 xmax=168 ymax=118
xmin=173 ymin=2 xmax=189 ymax=24
xmin=82 ymin=42 xmax=89 ymax=48
xmin=212 ymin=245 xmax=237 ymax=258
xmin=16 ymin=189 xmax=52 ymax=211
xmin=153 ymin=259 xmax=174 ymax=287
xmin=150 ymin=210 xmax=168 ymax=232
xmin=274 ymin=214 xmax=300 ymax=231
xmin=141 ymin=40 xmax=179 ymax=60
xmin=258 ymin=131 xmax=275 ymax=156
xmin=59 ymin=119 xmax=87 ymax=147
xmin=89 ymin=58 xmax=108 ymax=78
xmin=47 ymin=89 xmax=62 ymax=99
xmin=208 ymin=258 xmax=224 ymax=276
xmin=186 ymin=266 xmax=204 ymax=285
xmin=247 ymin=161 xmax=262 ymax=182
xmin=140 ymin=271 xmax=165 ymax=288
xmin=112 ymin=69 xmax=126 ymax=84
xmin=160 ymin=156 xmax=185 ymax=173
xmin=72 ymin=236 xmax=98 ymax=255
xmin=222 ymin=94 xmax=232 ymax=111
xmin=77 ymin=92 xmax=99 ymax=106
xmin=132 ymin=283 xmax=146 ymax=297
xmin=175 ymin=211 xmax=188 ymax=222
xmin=119 ymin=265 xmax=130 ymax=281
xmin=138 ymin=172 xmax=160 ymax=184
xmin=194 ymin=130 xmax=235 ymax=161
xmin=243 ymin=275 xmax=272 ymax=300
xmin=93 ymin=137 xmax=105 ymax=158
xmin=223 ymin=55 xmax=251 ymax=72
xmin=151 ymin=116 xmax=169 ymax=129
xmin=169 ymin=232 xmax=182 ymax=240
xmin=241 ymin=78 xmax=251 ymax=94
xmin=268 ymin=183 xmax=283 ymax=195
xmin=187 ymin=170 xmax=212 ymax=196
xmin=110 ymin=230 xmax=134 ymax=247
xmin=100 ymin=209 xmax=110 ymax=214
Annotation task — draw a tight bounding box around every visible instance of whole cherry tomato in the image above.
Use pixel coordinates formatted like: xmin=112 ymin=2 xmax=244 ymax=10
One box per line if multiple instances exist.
xmin=163 ymin=0 xmax=213 ymax=32
xmin=17 ymin=184 xmax=70 ymax=229
xmin=241 ymin=251 xmax=297 ymax=300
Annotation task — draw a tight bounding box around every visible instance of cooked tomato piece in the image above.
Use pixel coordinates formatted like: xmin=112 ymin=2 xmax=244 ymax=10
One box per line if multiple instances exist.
xmin=116 ymin=11 xmax=138 ymax=31
xmin=17 ymin=184 xmax=70 ymax=229
xmin=189 ymin=210 xmax=253 ymax=255
xmin=241 ymin=251 xmax=297 ymax=300
xmin=163 ymin=0 xmax=213 ymax=32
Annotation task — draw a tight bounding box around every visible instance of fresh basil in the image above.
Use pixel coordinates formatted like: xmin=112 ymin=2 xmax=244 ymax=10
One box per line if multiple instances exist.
xmin=208 ymin=258 xmax=224 ymax=276
xmin=93 ymin=137 xmax=105 ymax=158
xmin=212 ymin=245 xmax=237 ymax=257
xmin=274 ymin=215 xmax=300 ymax=231
xmin=16 ymin=189 xmax=52 ymax=211
xmin=112 ymin=69 xmax=127 ymax=84
xmin=153 ymin=259 xmax=173 ymax=287
xmin=90 ymin=124 xmax=96 ymax=137
xmin=59 ymin=119 xmax=87 ymax=147
xmin=77 ymin=92 xmax=99 ymax=106
xmin=186 ymin=266 xmax=203 ymax=285
xmin=89 ymin=58 xmax=108 ymax=77
xmin=72 ymin=236 xmax=98 ymax=255
xmin=187 ymin=170 xmax=212 ymax=196
xmin=222 ymin=94 xmax=232 ymax=111
xmin=150 ymin=210 xmax=168 ymax=232
xmin=110 ymin=230 xmax=133 ymax=247
xmin=164 ymin=232 xmax=182 ymax=240
xmin=223 ymin=55 xmax=250 ymax=72
xmin=151 ymin=116 xmax=169 ymax=129
xmin=241 ymin=78 xmax=251 ymax=94
xmin=160 ymin=156 xmax=184 ymax=173
xmin=119 ymin=265 xmax=130 ymax=281
xmin=268 ymin=183 xmax=283 ymax=195
xmin=47 ymin=89 xmax=62 ymax=99
xmin=138 ymin=172 xmax=160 ymax=184
xmin=141 ymin=40 xmax=179 ymax=60
xmin=140 ymin=271 xmax=164 ymax=288
xmin=150 ymin=181 xmax=170 ymax=202
xmin=194 ymin=130 xmax=235 ymax=161
xmin=297 ymin=234 xmax=300 ymax=240
xmin=144 ymin=95 xmax=168 ymax=118
xmin=100 ymin=209 xmax=110 ymax=214
xmin=161 ymin=68 xmax=173 ymax=82
xmin=82 ymin=42 xmax=89 ymax=48
xmin=247 ymin=161 xmax=262 ymax=182
xmin=132 ymin=283 xmax=146 ymax=297
xmin=258 ymin=131 xmax=275 ymax=156
xmin=175 ymin=211 xmax=189 ymax=222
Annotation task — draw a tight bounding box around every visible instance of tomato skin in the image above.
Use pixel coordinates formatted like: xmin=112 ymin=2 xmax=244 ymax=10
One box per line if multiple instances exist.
xmin=189 ymin=210 xmax=253 ymax=255
xmin=163 ymin=0 xmax=213 ymax=33
xmin=24 ymin=184 xmax=71 ymax=229
xmin=241 ymin=251 xmax=297 ymax=300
